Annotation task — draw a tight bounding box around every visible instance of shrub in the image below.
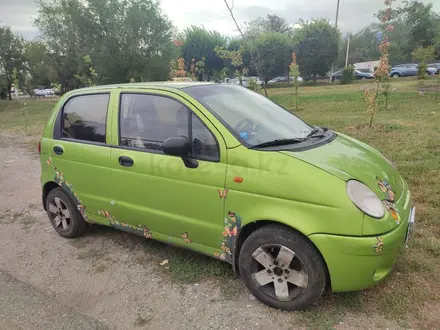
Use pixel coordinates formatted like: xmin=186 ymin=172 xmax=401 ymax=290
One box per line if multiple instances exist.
xmin=247 ymin=78 xmax=261 ymax=92
xmin=340 ymin=66 xmax=355 ymax=85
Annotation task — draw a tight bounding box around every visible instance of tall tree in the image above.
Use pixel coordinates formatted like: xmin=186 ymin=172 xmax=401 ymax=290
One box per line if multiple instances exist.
xmin=35 ymin=0 xmax=176 ymax=91
xmin=24 ymin=40 xmax=54 ymax=89
xmin=245 ymin=14 xmax=291 ymax=38
xmin=0 ymin=27 xmax=26 ymax=100
xmin=249 ymin=32 xmax=293 ymax=86
xmin=179 ymin=26 xmax=227 ymax=76
xmin=295 ymin=19 xmax=340 ymax=83
xmin=396 ymin=1 xmax=440 ymax=49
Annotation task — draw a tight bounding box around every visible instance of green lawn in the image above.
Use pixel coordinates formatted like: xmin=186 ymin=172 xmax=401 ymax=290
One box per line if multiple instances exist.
xmin=1 ymin=77 xmax=439 ymax=328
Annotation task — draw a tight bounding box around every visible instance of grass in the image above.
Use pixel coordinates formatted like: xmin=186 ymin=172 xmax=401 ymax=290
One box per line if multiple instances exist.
xmin=297 ymin=292 xmax=362 ymax=330
xmin=137 ymin=238 xmax=233 ymax=283
xmin=1 ymin=77 xmax=439 ymax=327
xmin=0 ymin=98 xmax=56 ymax=136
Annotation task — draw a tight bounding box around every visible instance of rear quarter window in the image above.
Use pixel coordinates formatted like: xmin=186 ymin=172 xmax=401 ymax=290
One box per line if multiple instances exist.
xmin=61 ymin=93 xmax=109 ymax=143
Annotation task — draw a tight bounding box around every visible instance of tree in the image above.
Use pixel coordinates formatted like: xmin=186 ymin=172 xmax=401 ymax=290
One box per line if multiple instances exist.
xmin=393 ymin=1 xmax=440 ymax=51
xmin=364 ymin=0 xmax=395 ymax=129
xmin=215 ymin=46 xmax=245 ymax=84
xmin=412 ymin=46 xmax=436 ymax=79
xmin=24 ymin=40 xmax=54 ymax=90
xmin=222 ymin=0 xmax=268 ymax=96
xmin=35 ymin=0 xmax=176 ymax=91
xmin=179 ymin=26 xmax=227 ymax=76
xmin=0 ymin=27 xmax=26 ymax=100
xmin=289 ymin=52 xmax=300 ymax=111
xmin=75 ymin=55 xmax=98 ymax=87
xmin=245 ymin=14 xmax=291 ymax=38
xmin=295 ymin=19 xmax=340 ymax=84
xmin=250 ymin=32 xmax=293 ymax=86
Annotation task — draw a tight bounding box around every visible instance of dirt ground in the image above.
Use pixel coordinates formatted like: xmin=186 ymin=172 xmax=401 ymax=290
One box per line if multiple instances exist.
xmin=0 ymin=132 xmax=404 ymax=330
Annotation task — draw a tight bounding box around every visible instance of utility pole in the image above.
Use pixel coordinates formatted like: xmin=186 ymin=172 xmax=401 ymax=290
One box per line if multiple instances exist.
xmin=345 ymin=34 xmax=351 ymax=67
xmin=328 ymin=0 xmax=341 ymax=83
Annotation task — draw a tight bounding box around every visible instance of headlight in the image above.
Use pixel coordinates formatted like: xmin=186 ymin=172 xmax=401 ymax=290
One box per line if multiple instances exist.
xmin=346 ymin=180 xmax=385 ymax=219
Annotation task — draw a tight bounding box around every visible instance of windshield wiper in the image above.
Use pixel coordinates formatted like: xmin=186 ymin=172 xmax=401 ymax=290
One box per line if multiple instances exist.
xmin=306 ymin=126 xmax=325 ymax=138
xmin=250 ymin=138 xmax=306 ymax=149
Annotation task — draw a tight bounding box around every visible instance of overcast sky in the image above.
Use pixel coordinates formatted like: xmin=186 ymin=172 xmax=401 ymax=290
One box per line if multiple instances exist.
xmin=1 ymin=0 xmax=439 ymax=39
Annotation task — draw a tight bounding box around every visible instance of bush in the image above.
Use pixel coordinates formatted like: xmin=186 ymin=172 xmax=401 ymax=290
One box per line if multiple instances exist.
xmin=340 ymin=65 xmax=355 ymax=85
xmin=247 ymin=78 xmax=261 ymax=92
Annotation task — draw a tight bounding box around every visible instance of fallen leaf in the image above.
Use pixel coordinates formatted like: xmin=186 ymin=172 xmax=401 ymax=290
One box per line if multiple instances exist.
xmin=160 ymin=259 xmax=168 ymax=266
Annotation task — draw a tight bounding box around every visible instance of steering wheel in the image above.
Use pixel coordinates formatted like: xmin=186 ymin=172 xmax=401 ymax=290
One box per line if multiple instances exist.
xmin=234 ymin=118 xmax=254 ymax=133
xmin=234 ymin=118 xmax=262 ymax=142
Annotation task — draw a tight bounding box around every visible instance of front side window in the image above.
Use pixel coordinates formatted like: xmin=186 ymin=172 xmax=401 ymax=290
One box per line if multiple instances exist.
xmin=119 ymin=93 xmax=219 ymax=160
xmin=62 ymin=94 xmax=109 ymax=143
xmin=191 ymin=113 xmax=219 ymax=161
xmin=184 ymin=85 xmax=313 ymax=147
xmin=120 ymin=94 xmax=189 ymax=151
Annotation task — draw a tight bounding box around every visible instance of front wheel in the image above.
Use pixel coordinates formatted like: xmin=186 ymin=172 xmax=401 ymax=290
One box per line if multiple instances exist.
xmin=238 ymin=225 xmax=327 ymax=310
xmin=391 ymin=73 xmax=400 ymax=78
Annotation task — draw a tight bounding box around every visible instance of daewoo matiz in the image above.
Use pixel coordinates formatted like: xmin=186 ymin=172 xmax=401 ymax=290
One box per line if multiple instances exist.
xmin=39 ymin=82 xmax=415 ymax=310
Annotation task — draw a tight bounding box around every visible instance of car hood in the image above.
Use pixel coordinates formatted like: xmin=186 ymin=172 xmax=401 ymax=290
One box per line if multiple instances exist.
xmin=280 ymin=133 xmax=404 ymax=202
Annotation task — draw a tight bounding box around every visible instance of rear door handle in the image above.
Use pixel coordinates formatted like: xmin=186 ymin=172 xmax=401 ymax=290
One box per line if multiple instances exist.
xmin=119 ymin=156 xmax=134 ymax=167
xmin=53 ymin=146 xmax=64 ymax=155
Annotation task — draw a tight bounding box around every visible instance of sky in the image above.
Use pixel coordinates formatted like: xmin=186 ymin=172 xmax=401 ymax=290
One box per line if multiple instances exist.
xmin=0 ymin=0 xmax=439 ymax=39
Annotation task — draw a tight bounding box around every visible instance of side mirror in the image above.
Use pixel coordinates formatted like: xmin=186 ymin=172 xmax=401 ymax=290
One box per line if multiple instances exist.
xmin=162 ymin=136 xmax=198 ymax=169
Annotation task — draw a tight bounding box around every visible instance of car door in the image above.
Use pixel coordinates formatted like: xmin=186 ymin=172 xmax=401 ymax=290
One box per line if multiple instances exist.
xmin=407 ymin=65 xmax=418 ymax=76
xmin=46 ymin=91 xmax=117 ymax=224
xmin=107 ymin=89 xmax=228 ymax=252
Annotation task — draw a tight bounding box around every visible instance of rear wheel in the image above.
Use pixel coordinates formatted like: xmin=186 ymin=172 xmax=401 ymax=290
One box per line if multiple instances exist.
xmin=238 ymin=225 xmax=327 ymax=310
xmin=46 ymin=188 xmax=88 ymax=238
xmin=391 ymin=73 xmax=400 ymax=78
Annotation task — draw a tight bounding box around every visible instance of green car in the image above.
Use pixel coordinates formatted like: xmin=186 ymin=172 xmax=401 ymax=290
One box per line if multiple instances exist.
xmin=39 ymin=82 xmax=415 ymax=310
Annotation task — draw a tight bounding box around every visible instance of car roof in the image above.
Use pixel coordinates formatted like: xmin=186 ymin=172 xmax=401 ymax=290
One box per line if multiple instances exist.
xmin=67 ymin=81 xmax=214 ymax=94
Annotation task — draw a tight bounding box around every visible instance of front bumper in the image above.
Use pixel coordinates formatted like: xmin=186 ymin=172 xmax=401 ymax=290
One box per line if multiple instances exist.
xmin=309 ymin=204 xmax=415 ymax=292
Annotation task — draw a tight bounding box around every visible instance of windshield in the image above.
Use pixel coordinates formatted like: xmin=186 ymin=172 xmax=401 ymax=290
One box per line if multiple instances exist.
xmin=184 ymin=84 xmax=313 ymax=147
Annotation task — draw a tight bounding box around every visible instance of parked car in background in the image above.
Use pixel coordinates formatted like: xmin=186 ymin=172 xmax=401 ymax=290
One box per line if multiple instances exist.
xmin=389 ymin=64 xmax=437 ymax=78
xmin=229 ymin=76 xmax=263 ymax=88
xmin=428 ymin=63 xmax=440 ymax=75
xmin=34 ymin=88 xmax=56 ymax=97
xmin=34 ymin=89 xmax=46 ymax=97
xmin=268 ymin=76 xmax=304 ymax=85
xmin=354 ymin=70 xmax=374 ymax=80
xmin=331 ymin=69 xmax=374 ymax=81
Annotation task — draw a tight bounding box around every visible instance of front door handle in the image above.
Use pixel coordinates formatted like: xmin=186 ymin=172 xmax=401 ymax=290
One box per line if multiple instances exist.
xmin=53 ymin=146 xmax=64 ymax=155
xmin=119 ymin=156 xmax=134 ymax=167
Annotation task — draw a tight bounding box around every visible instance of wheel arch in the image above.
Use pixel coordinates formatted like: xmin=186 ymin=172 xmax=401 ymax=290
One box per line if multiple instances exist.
xmin=232 ymin=219 xmax=331 ymax=290
xmin=42 ymin=181 xmax=60 ymax=211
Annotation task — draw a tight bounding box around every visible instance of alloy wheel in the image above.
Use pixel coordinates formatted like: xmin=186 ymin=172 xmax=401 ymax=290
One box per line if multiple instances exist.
xmin=250 ymin=244 xmax=308 ymax=301
xmin=48 ymin=197 xmax=71 ymax=231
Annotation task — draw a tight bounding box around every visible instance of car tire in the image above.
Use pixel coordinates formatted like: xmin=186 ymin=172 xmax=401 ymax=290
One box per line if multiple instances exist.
xmin=45 ymin=188 xmax=88 ymax=238
xmin=238 ymin=224 xmax=327 ymax=311
xmin=391 ymin=73 xmax=400 ymax=78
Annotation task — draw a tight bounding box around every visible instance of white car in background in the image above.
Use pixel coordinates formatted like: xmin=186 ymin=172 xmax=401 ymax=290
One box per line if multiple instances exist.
xmin=34 ymin=88 xmax=55 ymax=97
xmin=228 ymin=76 xmax=263 ymax=87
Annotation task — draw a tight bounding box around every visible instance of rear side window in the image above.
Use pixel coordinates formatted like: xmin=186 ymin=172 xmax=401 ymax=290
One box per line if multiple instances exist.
xmin=62 ymin=94 xmax=109 ymax=143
